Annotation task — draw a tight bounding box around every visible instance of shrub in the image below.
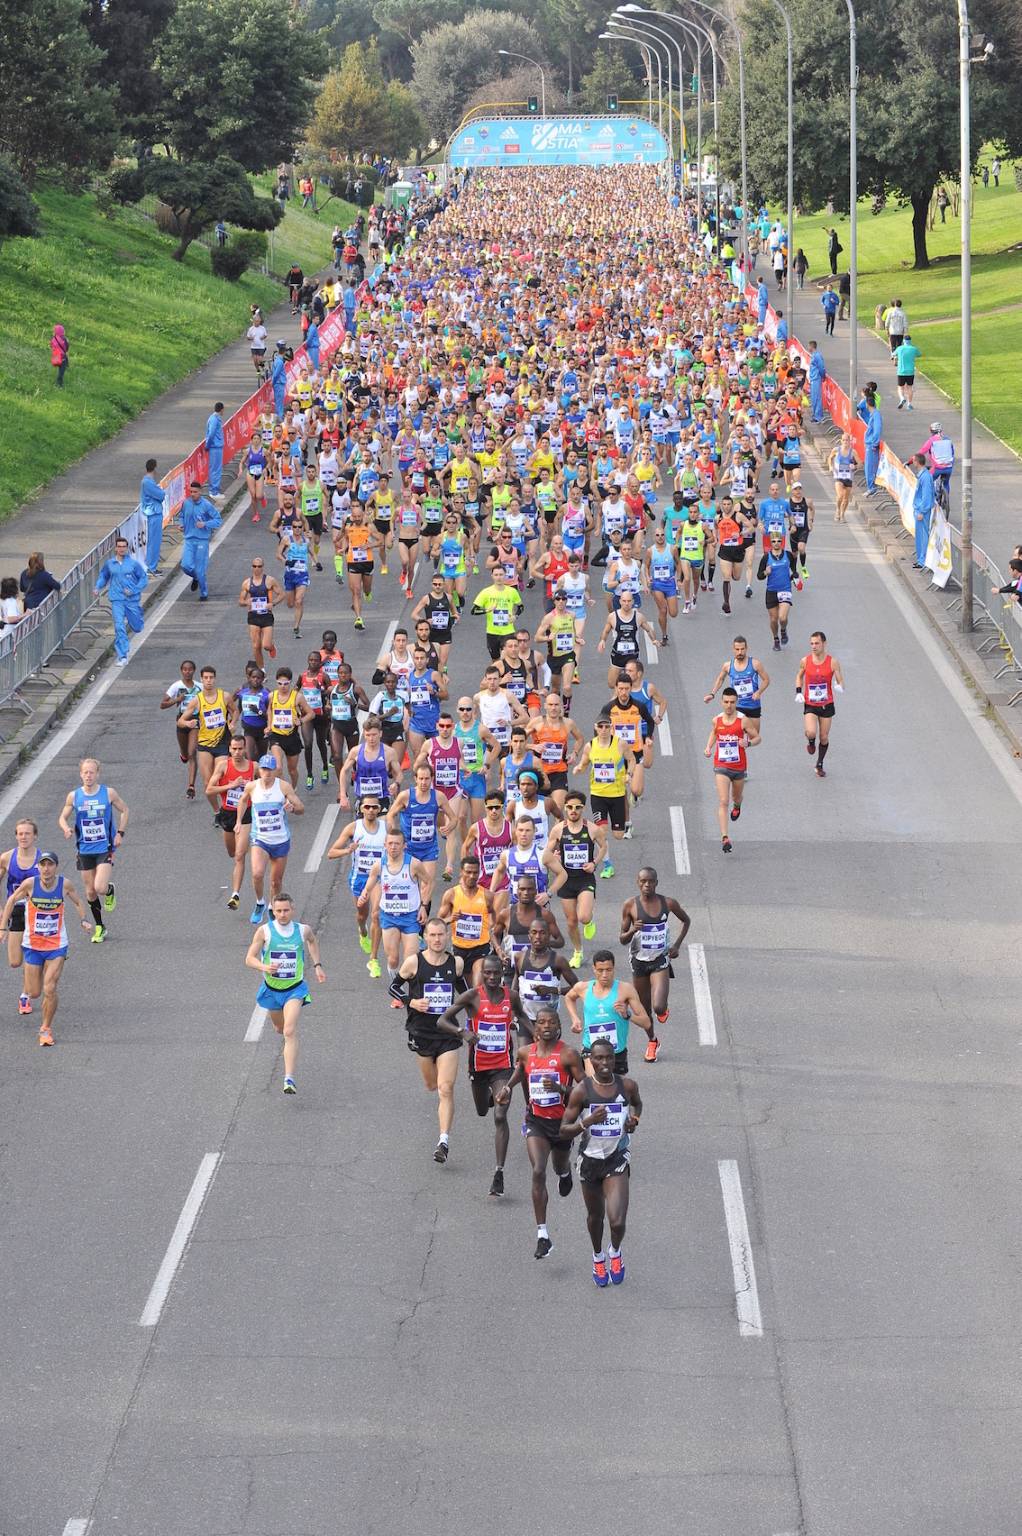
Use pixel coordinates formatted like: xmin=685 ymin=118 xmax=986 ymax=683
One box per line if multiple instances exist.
xmin=210 ymin=245 xmax=250 ymax=281
xmin=232 ymin=229 xmax=267 ymax=262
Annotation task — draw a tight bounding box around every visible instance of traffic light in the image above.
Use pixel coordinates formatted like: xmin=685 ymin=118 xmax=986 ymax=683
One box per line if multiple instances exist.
xmin=527 ymin=95 xmax=539 ymax=113
xmin=607 ymin=93 xmax=619 ymax=111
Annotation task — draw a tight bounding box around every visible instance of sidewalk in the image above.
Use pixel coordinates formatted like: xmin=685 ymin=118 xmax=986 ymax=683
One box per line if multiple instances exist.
xmin=791 ymin=278 xmax=1020 ymax=574
xmin=0 ymin=282 xmax=306 ymax=581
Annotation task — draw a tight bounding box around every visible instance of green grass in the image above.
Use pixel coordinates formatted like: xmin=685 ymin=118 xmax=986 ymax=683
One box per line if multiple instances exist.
xmin=251 ymin=177 xmax=360 ymax=275
xmin=787 ymin=165 xmax=1022 ymax=452
xmin=0 ymin=178 xmax=363 ymax=523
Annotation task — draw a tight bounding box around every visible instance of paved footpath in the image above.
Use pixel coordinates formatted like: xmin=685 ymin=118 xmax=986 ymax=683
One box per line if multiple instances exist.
xmin=0 ymin=282 xmax=307 ymax=580
xmin=790 ymin=278 xmax=1019 ymax=575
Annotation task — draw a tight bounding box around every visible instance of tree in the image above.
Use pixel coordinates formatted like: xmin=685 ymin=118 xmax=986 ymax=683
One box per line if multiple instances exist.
xmin=110 ymin=156 xmax=282 ymax=260
xmin=576 ymin=44 xmax=645 ymax=115
xmin=382 ymin=81 xmax=427 ymax=158
xmin=0 ymin=0 xmax=119 ymax=189
xmin=720 ymin=0 xmax=1022 ymax=267
xmin=155 ymin=0 xmax=327 ymax=171
xmin=411 ymin=11 xmax=548 ymax=141
xmin=84 ymin=0 xmax=176 ymax=142
xmin=309 ymin=44 xmax=393 ymax=159
xmin=462 ymin=65 xmax=569 ymax=119
xmin=0 ymin=160 xmax=41 ymax=255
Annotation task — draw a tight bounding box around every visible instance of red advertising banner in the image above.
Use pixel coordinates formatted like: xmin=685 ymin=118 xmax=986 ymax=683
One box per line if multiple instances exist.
xmin=158 ymin=306 xmax=348 ymax=523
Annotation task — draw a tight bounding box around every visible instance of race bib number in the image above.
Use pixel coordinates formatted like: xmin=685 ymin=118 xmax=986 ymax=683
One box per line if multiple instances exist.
xmin=808 ymin=682 xmax=828 ymax=703
xmin=422 ymin=980 xmax=453 ymax=1014
xmin=455 ymin=912 xmax=483 ymax=942
xmin=716 ymin=737 xmax=740 ymax=764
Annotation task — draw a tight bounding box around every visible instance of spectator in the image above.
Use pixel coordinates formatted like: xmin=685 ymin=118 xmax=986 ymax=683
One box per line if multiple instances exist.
xmin=827 ymin=227 xmax=842 ymax=275
xmin=837 ymin=271 xmax=851 ymax=321
xmin=0 ymin=578 xmax=24 ymax=628
xmin=981 ymin=164 xmax=989 ymax=189
xmin=993 ymin=559 xmax=1022 ymax=600
xmin=793 ymin=248 xmax=809 ymax=289
xmin=992 ymin=157 xmax=1001 ymax=187
xmin=772 ymin=240 xmax=786 ymax=290
xmin=50 ymin=324 xmax=69 ymax=388
xmin=936 ymin=186 xmax=950 ymax=222
xmin=910 ymin=453 xmax=935 ymax=568
xmin=883 ymin=298 xmax=908 ymax=357
xmin=300 ymin=175 xmax=316 ymax=211
xmin=20 ymin=552 xmax=61 ymax=611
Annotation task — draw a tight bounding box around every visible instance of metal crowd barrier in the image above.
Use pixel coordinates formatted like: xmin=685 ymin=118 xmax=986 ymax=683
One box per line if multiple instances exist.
xmin=0 ymin=529 xmax=119 ymax=730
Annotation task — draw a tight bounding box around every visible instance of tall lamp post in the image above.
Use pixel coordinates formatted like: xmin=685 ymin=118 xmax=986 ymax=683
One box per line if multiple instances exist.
xmin=607 ymin=17 xmax=670 ymax=151
xmin=615 ymin=6 xmax=685 ymax=184
xmin=497 ymin=48 xmax=547 ymax=117
xmin=846 ymin=0 xmax=858 ymax=403
xmin=671 ymin=0 xmax=750 ymax=266
xmin=766 ymin=0 xmax=795 ymax=339
xmin=601 ymin=31 xmax=658 ymax=125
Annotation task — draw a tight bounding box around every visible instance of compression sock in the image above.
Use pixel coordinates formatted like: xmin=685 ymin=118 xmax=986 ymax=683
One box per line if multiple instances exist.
xmin=334 ymin=554 xmax=344 ymax=576
xmin=89 ymin=898 xmax=102 ymax=927
xmin=562 ymin=693 xmax=572 ymax=716
xmin=817 ymin=741 xmax=829 ymax=766
xmin=708 ymin=561 xmax=716 ymax=584
xmin=722 ymin=579 xmax=731 ymax=603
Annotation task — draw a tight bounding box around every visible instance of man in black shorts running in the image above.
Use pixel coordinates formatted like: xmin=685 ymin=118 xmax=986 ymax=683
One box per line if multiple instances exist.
xmin=560 ymin=1037 xmax=642 ymax=1286
xmin=619 ymin=867 xmax=691 ymax=1040
xmin=393 ymin=917 xmax=466 ymax=1163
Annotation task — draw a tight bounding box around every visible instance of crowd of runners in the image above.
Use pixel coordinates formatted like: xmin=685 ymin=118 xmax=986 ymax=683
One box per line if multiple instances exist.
xmin=4 ymin=166 xmax=848 ymax=1287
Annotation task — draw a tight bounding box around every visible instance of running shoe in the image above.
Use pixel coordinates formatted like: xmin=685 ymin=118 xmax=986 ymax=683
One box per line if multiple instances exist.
xmin=359 ymin=931 xmax=372 ymax=954
xmin=433 ymin=1139 xmax=449 ymax=1164
xmin=354 ymin=617 xmax=365 ymax=630
xmin=38 ymin=1024 xmax=54 ymax=1047
xmin=489 ymin=1169 xmax=504 ymax=1198
xmin=535 ymin=1235 xmax=553 ymax=1259
xmin=644 ymin=1035 xmax=661 ymax=1063
xmin=655 ymin=1006 xmax=669 ymax=1024
xmin=801 ymin=565 xmax=809 ymax=579
xmin=186 ymin=785 xmax=195 ymax=799
xmin=582 ymin=919 xmax=597 ymax=940
xmin=780 ymin=629 xmax=789 ymax=647
xmin=722 ymin=601 xmax=731 ymax=615
xmin=721 ymin=837 xmax=733 ymax=854
xmin=283 ymin=1076 xmax=297 ymax=1095
xmin=621 ymin=824 xmax=633 ymax=840
xmin=570 ymin=948 xmax=583 ymax=969
xmin=190 ymin=578 xmax=199 ymax=592
xmin=609 ymin=1252 xmax=626 ymax=1285
xmin=227 ymin=892 xmax=241 ymax=910
xmin=807 ymin=739 xmax=816 ymax=754
xmin=267 ymin=644 xmax=277 ymax=660
xmin=18 ymin=994 xmax=31 ymax=1015
xmin=367 ymin=956 xmax=381 ymax=978
xmin=305 ymin=774 xmax=314 ymax=789
xmin=91 ymin=925 xmax=107 ymax=944
xmin=599 ymin=863 xmax=614 ymax=879
xmin=745 ymin=585 xmax=752 ymax=598
xmin=252 ymin=512 xmax=260 ymax=524
xmin=773 ymin=638 xmax=781 ymax=651
xmin=249 ymin=901 xmax=266 ymax=925
xmin=593 ymin=1256 xmax=610 ymax=1288
xmin=730 ymin=804 xmax=741 ymax=821
xmin=321 ymin=767 xmax=329 ymax=783
xmin=558 ymin=1170 xmax=573 ymax=1198
xmin=365 ymin=591 xmax=373 ymax=604
xmin=104 ymin=884 xmax=117 ymax=912
xmin=315 ymin=561 xmax=323 ymax=573
xmin=380 ymin=564 xmax=388 ymax=575
xmin=815 ymin=764 xmax=827 ymax=778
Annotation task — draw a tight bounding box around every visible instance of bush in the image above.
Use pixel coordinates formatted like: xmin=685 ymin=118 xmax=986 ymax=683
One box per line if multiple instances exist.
xmin=303 ymin=161 xmax=379 ymax=209
xmin=210 ymin=245 xmax=250 ymax=281
xmin=232 ymin=229 xmax=267 ymax=262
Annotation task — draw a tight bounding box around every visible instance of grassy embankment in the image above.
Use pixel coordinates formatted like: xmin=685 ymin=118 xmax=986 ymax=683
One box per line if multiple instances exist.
xmin=0 ymin=182 xmax=354 ymax=521
xmin=789 ymin=167 xmax=1022 ymax=453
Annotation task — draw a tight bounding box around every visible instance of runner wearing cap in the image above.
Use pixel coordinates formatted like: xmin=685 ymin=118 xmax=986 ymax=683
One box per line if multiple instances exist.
xmin=233 ymin=754 xmax=305 ymax=924
xmin=0 ymin=851 xmax=91 ymax=1046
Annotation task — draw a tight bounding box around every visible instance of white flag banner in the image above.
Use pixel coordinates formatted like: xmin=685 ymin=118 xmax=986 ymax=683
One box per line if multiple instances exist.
xmin=925 ymin=503 xmax=954 ymax=589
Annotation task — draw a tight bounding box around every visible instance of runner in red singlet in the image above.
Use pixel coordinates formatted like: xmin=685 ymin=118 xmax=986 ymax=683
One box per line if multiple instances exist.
xmin=795 ymin=629 xmax=845 ymax=778
xmin=438 ymin=953 xmax=530 ymax=1197
xmin=496 ymin=1006 xmax=584 ymax=1258
xmin=205 ymin=736 xmax=255 ymax=908
xmin=704 ymin=687 xmax=758 ymax=854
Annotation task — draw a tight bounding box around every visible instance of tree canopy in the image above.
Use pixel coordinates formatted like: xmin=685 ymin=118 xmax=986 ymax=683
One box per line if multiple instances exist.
xmin=0 ymin=160 xmax=42 ymax=254
xmin=411 ymin=10 xmax=549 ymax=141
xmin=310 ymin=42 xmax=424 ymax=159
xmin=110 ymin=157 xmax=282 ymax=261
xmin=154 ymin=0 xmax=327 ymax=170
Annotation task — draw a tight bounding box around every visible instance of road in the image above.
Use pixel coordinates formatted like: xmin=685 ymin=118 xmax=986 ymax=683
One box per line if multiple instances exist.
xmin=2 ymin=446 xmax=1020 ymax=1536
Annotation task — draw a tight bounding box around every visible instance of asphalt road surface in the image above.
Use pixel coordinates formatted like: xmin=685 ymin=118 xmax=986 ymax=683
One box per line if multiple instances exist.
xmin=2 ymin=448 xmax=1021 ymax=1536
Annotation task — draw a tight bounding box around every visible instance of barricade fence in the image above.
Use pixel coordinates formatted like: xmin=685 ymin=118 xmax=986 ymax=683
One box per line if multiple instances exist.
xmin=0 ymin=302 xmax=350 ymax=723
xmin=736 ymin=274 xmax=1022 ymax=701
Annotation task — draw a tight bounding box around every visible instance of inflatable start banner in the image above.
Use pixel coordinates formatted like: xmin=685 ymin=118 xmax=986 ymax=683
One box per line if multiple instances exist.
xmin=449 ymin=117 xmax=670 ymax=168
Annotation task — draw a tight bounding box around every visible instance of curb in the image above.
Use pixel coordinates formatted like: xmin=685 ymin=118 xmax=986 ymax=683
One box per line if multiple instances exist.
xmin=804 ymin=425 xmax=1022 ymax=762
xmin=0 ymin=477 xmax=250 ymax=794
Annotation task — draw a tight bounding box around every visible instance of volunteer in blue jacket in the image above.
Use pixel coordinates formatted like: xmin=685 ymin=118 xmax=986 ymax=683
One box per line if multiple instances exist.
xmin=95 ymin=535 xmax=148 ymax=666
xmin=807 ymin=340 xmax=826 ymax=424
xmin=910 ymin=453 xmax=936 ymax=569
xmin=204 ymin=402 xmax=225 ymax=499
xmin=179 ymin=481 xmax=222 ymax=601
xmin=271 ymin=342 xmax=288 ymax=418
xmin=756 ymin=277 xmax=769 ymax=327
xmin=140 ymin=458 xmax=166 ymax=574
xmin=856 ymin=388 xmax=883 ymax=495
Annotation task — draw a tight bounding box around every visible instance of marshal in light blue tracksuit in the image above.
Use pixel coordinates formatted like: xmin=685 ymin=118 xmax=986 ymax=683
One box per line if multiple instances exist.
xmin=204 ymin=407 xmax=225 ymax=494
xmin=912 ymin=462 xmax=935 ymax=566
xmin=808 ymin=345 xmax=826 ymax=424
xmin=140 ymin=469 xmax=166 ymax=574
xmin=856 ymin=397 xmax=883 ymax=492
xmin=95 ymin=545 xmax=148 ymax=660
xmin=179 ymin=492 xmax=222 ymax=599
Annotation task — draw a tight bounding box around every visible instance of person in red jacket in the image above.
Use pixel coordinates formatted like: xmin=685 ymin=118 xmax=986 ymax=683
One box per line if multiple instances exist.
xmin=50 ymin=324 xmax=69 ymax=387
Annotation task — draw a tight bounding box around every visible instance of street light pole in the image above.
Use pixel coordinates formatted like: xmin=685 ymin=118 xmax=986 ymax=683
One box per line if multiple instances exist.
xmin=608 ymin=19 xmax=669 ymax=147
xmin=497 ymin=48 xmax=547 ymax=117
xmin=957 ymin=0 xmax=974 ymax=631
xmin=672 ymin=0 xmax=749 ymax=266
xmin=846 ymin=0 xmax=858 ymax=403
xmin=767 ymin=0 xmax=794 ymax=340
xmin=616 ymin=7 xmax=685 ymax=186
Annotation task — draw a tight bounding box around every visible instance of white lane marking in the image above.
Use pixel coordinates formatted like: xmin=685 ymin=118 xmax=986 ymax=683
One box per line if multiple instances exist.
xmin=718 ymin=1159 xmax=764 ymax=1339
xmin=244 ymin=1005 xmax=266 ymax=1044
xmin=139 ymin=1153 xmax=221 ymax=1328
xmin=643 ymin=630 xmax=659 ymax=665
xmin=63 ymin=1522 xmax=91 ymax=1536
xmin=669 ymin=804 xmax=690 ymax=875
xmin=377 ymin=618 xmax=397 ymax=663
xmin=0 ymin=498 xmax=250 ymax=828
xmin=658 ymin=713 xmax=673 ymax=756
xmin=847 ymin=516 xmax=1022 ymax=807
xmin=688 ymin=943 xmax=717 ymax=1046
xmin=304 ymin=802 xmax=340 ymax=872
